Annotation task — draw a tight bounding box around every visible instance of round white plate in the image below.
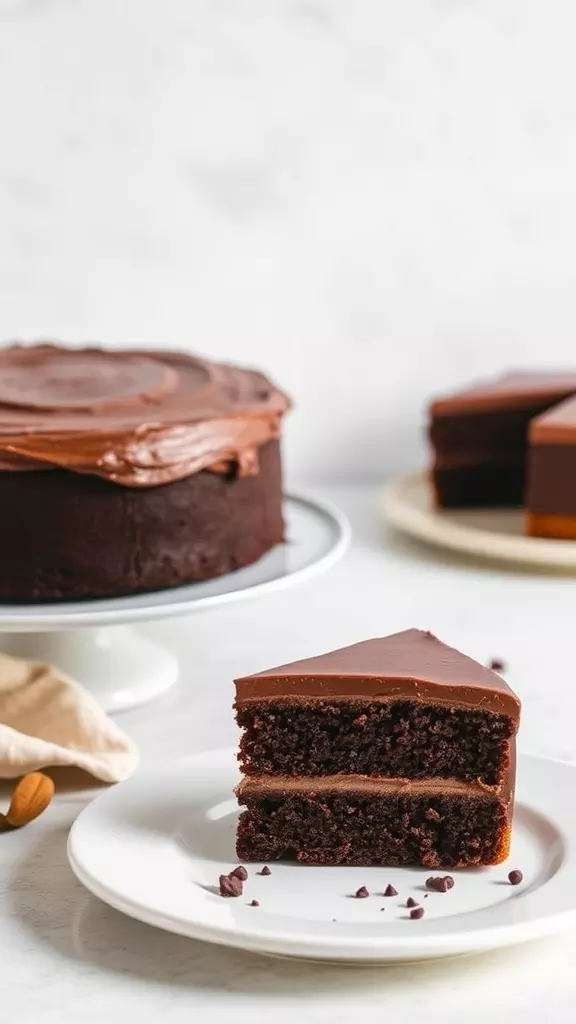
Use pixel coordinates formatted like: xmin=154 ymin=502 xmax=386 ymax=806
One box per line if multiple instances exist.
xmin=381 ymin=470 xmax=576 ymax=571
xmin=68 ymin=749 xmax=576 ymax=964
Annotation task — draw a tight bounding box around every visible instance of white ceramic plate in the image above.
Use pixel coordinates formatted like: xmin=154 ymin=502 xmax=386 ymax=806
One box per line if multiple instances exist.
xmin=381 ymin=470 xmax=576 ymax=571
xmin=68 ymin=749 xmax=576 ymax=964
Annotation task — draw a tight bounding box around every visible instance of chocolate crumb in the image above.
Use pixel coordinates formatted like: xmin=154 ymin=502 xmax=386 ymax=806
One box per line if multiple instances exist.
xmin=424 ymin=893 xmax=429 ymax=898
xmin=219 ymin=874 xmax=243 ymax=898
xmin=380 ymin=907 xmax=385 ymax=912
xmin=406 ymin=897 xmax=418 ymax=908
xmin=383 ymin=884 xmax=398 ymax=897
xmin=488 ymin=658 xmax=506 ymax=673
xmin=230 ymin=865 xmax=248 ymax=881
xmin=258 ymin=866 xmax=271 ymax=876
xmin=248 ymin=899 xmax=260 ymax=907
xmin=355 ymin=886 xmax=369 ymax=899
xmin=508 ymin=869 xmax=523 ymax=886
xmin=410 ymin=907 xmax=425 ymax=919
xmin=425 ymin=875 xmax=454 ymax=893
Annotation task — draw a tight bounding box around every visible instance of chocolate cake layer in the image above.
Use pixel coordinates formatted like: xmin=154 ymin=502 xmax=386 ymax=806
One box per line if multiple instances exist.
xmin=236 ymin=775 xmax=512 ymax=867
xmin=237 ymin=698 xmax=515 ymax=785
xmin=430 ymin=372 xmax=576 ymax=508
xmin=0 ymin=438 xmax=284 ymax=600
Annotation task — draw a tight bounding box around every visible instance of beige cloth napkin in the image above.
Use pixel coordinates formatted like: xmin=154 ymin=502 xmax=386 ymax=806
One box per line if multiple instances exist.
xmin=0 ymin=651 xmax=139 ymax=782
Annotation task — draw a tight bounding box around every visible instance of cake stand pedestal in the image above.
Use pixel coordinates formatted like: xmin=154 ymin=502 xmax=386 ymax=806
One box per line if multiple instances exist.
xmin=0 ymin=494 xmax=350 ymax=712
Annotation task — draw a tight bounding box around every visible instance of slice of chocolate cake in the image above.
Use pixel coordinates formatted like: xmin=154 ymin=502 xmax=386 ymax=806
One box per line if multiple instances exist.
xmin=235 ymin=629 xmax=521 ymax=868
xmin=526 ymin=395 xmax=576 ymax=539
xmin=430 ymin=372 xmax=576 ymax=508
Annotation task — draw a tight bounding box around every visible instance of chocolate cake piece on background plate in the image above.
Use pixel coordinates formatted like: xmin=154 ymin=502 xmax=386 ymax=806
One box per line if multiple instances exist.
xmin=429 ymin=372 xmax=576 ymax=508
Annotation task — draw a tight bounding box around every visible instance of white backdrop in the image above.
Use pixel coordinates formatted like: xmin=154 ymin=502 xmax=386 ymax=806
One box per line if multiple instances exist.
xmin=1 ymin=0 xmax=576 ymax=481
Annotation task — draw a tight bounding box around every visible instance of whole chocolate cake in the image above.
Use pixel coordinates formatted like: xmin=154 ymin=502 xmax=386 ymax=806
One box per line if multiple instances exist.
xmin=235 ymin=629 xmax=521 ymax=868
xmin=0 ymin=344 xmax=290 ymax=600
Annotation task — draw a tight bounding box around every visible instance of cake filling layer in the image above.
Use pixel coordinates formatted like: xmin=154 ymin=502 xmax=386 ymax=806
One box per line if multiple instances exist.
xmin=236 ymin=772 xmax=508 ymax=798
xmin=237 ymin=700 xmax=515 ymax=786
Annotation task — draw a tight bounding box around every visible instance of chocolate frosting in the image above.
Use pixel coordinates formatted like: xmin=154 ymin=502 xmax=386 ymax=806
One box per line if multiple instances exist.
xmin=0 ymin=344 xmax=290 ymax=486
xmin=236 ymin=772 xmax=511 ymax=800
xmin=531 ymin=394 xmax=576 ymax=444
xmin=234 ymin=629 xmax=521 ymax=721
xmin=432 ymin=372 xmax=576 ymax=417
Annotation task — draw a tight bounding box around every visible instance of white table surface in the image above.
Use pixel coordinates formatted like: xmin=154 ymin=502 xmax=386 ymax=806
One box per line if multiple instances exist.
xmin=2 ymin=484 xmax=576 ymax=1023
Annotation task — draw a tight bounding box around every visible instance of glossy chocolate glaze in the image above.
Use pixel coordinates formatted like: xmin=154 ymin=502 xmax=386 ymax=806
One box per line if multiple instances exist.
xmin=431 ymin=371 xmax=576 ymax=417
xmin=234 ymin=629 xmax=521 ymax=720
xmin=531 ymin=394 xmax=576 ymax=444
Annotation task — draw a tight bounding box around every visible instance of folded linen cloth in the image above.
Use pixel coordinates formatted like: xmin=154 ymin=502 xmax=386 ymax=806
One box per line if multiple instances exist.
xmin=0 ymin=651 xmax=139 ymax=782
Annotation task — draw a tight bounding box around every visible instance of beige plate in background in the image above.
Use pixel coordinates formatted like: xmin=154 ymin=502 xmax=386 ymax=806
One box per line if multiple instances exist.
xmin=381 ymin=470 xmax=576 ymax=572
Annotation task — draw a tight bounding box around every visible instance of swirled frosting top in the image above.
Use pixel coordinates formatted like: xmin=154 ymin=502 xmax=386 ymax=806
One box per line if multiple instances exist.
xmin=0 ymin=344 xmax=290 ymax=486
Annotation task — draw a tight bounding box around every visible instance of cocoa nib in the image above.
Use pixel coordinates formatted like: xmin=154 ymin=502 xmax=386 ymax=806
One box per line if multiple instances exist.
xmin=219 ymin=874 xmax=243 ymax=898
xmin=425 ymin=875 xmax=454 ymax=893
xmin=488 ymin=658 xmax=506 ymax=673
xmin=230 ymin=865 xmax=248 ymax=881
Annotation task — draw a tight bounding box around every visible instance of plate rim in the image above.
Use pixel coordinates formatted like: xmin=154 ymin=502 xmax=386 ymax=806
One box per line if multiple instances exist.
xmin=381 ymin=470 xmax=576 ymax=570
xmin=67 ymin=749 xmax=576 ymax=963
xmin=0 ymin=491 xmax=350 ymax=631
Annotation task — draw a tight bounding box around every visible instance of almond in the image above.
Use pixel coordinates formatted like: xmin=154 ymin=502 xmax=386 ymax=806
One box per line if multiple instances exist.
xmin=4 ymin=772 xmax=55 ymax=829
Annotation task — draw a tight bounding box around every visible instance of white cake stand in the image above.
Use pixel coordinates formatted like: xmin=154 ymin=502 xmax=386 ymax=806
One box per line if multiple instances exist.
xmin=0 ymin=493 xmax=350 ymax=713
